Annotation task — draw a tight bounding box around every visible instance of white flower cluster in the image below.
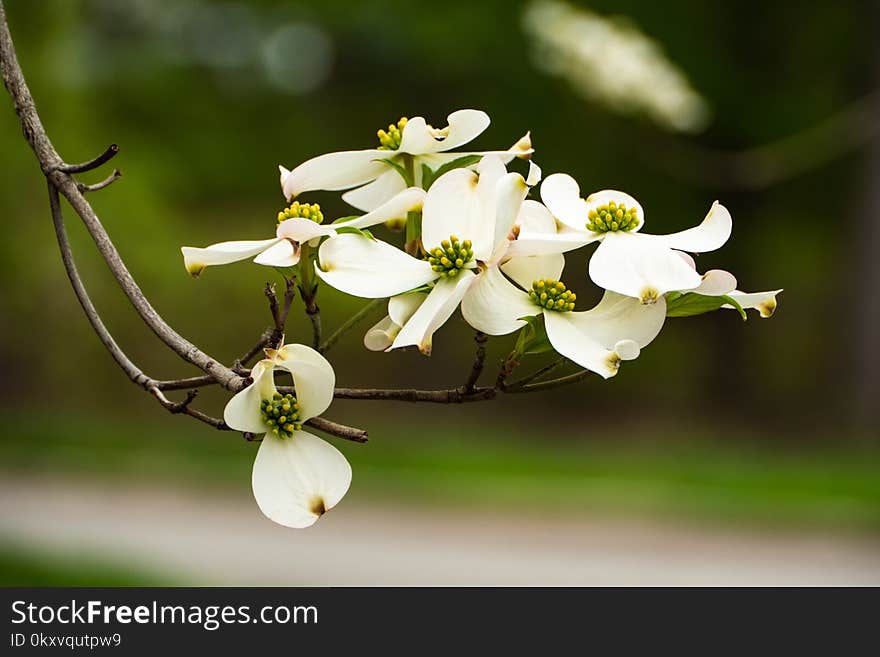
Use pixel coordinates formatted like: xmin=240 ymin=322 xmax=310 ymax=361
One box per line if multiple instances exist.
xmin=182 ymin=109 xmax=780 ymax=528
xmin=522 ymin=0 xmax=710 ymax=133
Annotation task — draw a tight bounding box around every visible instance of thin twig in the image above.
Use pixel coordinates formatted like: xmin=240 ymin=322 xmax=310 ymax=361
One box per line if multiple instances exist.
xmin=57 ymin=143 xmax=119 ymax=174
xmin=49 ymin=182 xmax=230 ymax=430
xmin=505 ymin=357 xmax=566 ymax=389
xmin=505 ymin=368 xmax=593 ymax=393
xmin=77 ymin=168 xmax=121 ymax=193
xmin=463 ymin=331 xmax=488 ymax=392
xmin=495 ymin=351 xmax=520 ymax=390
xmin=319 ymin=298 xmax=385 ymax=353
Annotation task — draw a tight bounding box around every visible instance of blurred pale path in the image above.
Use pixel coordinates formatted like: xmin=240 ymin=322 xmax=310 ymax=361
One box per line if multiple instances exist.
xmin=2 ymin=476 xmax=878 ymax=586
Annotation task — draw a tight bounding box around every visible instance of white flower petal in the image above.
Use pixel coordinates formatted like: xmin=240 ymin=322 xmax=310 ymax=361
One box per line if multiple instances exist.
xmin=316 ymin=234 xmax=436 ymax=298
xmin=400 ymin=109 xmax=491 ymax=154
xmin=585 ymin=190 xmax=645 ymax=232
xmin=506 ymin=230 xmax=597 ymax=257
xmin=516 ymin=199 xmax=557 ymax=234
xmin=281 ymin=149 xmax=389 ymax=200
xmin=336 ymin=187 xmax=425 ymax=230
xmin=434 ymin=109 xmax=492 ymax=151
xmin=693 ymin=269 xmax=738 ymax=296
xmin=364 ymin=316 xmax=400 ymax=351
xmin=493 ymin=173 xmax=529 ymax=250
xmin=181 ymin=238 xmax=280 ymax=276
xmin=500 ymin=254 xmax=565 ymax=289
xmin=388 ymin=291 xmax=428 ymax=326
xmin=276 ymin=217 xmax=336 ymax=243
xmin=421 ymin=168 xmax=495 ymax=260
xmin=589 ymin=232 xmax=703 ymax=301
xmin=540 ymin=173 xmax=590 ymax=231
xmin=461 ymin=267 xmax=538 ymax=336
xmin=725 ymin=289 xmax=782 ymax=318
xmin=614 ymin=339 xmax=641 ymax=360
xmin=223 ymin=360 xmax=275 ymax=433
xmin=252 ymin=239 xmax=300 ymax=267
xmin=566 ymin=290 xmax=667 ymax=349
xmin=341 ymin=168 xmax=408 ymax=212
xmin=526 ymin=160 xmax=542 ymax=187
xmin=391 ymin=271 xmax=477 ymax=354
xmin=252 ymin=431 xmax=352 ymax=529
xmin=661 ymin=201 xmax=732 ymax=253
xmin=273 ymin=344 xmax=336 ymax=421
xmin=543 ymin=311 xmax=621 ymax=379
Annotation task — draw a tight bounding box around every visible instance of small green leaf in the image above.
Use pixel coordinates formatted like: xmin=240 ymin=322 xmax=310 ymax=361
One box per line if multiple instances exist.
xmin=420 ymin=163 xmax=435 ymax=190
xmin=334 ymin=226 xmax=376 ymax=240
xmin=514 ymin=314 xmax=553 ymax=355
xmin=423 ymin=155 xmax=482 ymax=190
xmin=373 ymin=157 xmax=413 ymax=186
xmin=666 ymin=293 xmax=747 ymax=320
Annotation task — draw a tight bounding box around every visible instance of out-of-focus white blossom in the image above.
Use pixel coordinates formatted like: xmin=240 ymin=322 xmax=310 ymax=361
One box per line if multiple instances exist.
xmin=522 ymin=0 xmax=710 ymax=133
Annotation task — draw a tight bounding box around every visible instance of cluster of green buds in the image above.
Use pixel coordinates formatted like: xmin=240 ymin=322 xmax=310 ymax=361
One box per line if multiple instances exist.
xmin=260 ymin=392 xmax=302 ymax=438
xmin=277 ymin=201 xmax=323 ymax=225
xmin=377 ymin=117 xmax=408 ymax=151
xmin=427 ymin=235 xmax=474 ymax=278
xmin=586 ymin=200 xmax=639 ymax=233
xmin=530 ymin=279 xmax=576 ymax=312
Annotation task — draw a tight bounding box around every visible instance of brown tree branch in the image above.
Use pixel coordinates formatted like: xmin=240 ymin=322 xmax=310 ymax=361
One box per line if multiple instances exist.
xmin=463 ymin=331 xmax=488 ymax=392
xmin=330 ymin=386 xmax=497 ymax=403
xmin=0 ymin=3 xmax=244 ymax=392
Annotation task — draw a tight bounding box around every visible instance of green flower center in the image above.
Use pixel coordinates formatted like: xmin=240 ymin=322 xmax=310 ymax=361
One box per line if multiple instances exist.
xmin=260 ymin=392 xmax=302 ymax=438
xmin=427 ymin=235 xmax=474 ymax=278
xmin=277 ymin=201 xmax=323 ymax=225
xmin=377 ymin=117 xmax=408 ymax=150
xmin=530 ymin=279 xmax=576 ymax=312
xmin=587 ymin=201 xmax=639 ymax=233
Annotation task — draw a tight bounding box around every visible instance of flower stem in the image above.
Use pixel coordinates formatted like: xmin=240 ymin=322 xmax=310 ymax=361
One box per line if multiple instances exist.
xmin=319 ymin=298 xmax=386 ymax=353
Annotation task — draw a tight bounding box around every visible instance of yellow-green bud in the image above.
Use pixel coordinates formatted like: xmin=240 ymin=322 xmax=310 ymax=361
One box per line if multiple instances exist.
xmin=260 ymin=392 xmax=303 ymax=438
xmin=277 ymin=201 xmax=324 ymax=225
xmin=586 ymin=201 xmax=639 ymax=233
xmin=377 ymin=117 xmax=409 ymax=150
xmin=425 ymin=234 xmax=475 ymax=279
xmin=529 ymin=279 xmax=576 ymax=312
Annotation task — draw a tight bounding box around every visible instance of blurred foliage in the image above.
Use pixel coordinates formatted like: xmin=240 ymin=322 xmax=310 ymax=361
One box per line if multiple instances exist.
xmin=2 ymin=408 xmax=879 ymax=530
xmin=0 ymin=0 xmax=876 ymax=444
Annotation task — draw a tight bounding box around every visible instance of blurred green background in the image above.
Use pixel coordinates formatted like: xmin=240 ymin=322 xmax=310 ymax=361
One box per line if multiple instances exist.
xmin=1 ymin=0 xmax=878 ymax=585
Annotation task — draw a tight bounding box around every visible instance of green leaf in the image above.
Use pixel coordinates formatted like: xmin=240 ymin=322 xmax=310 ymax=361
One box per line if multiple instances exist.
xmin=373 ymin=157 xmax=413 ymax=186
xmin=334 ymin=226 xmax=376 ymax=240
xmin=514 ymin=314 xmax=553 ymax=356
xmin=422 ymin=155 xmax=482 ymax=190
xmin=666 ymin=293 xmax=747 ymax=320
xmin=420 ymin=163 xmax=435 ymax=190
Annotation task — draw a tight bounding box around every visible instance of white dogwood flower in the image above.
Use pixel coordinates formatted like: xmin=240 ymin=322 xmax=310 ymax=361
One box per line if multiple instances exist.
xmin=460 ymin=247 xmax=666 ymax=377
xmin=181 ymin=188 xmax=424 ymax=276
xmin=279 ymin=109 xmax=533 ymax=211
xmin=509 ymin=173 xmax=732 ymax=304
xmin=223 ymin=343 xmax=350 ymax=529
xmin=317 ymin=156 xmax=547 ymax=354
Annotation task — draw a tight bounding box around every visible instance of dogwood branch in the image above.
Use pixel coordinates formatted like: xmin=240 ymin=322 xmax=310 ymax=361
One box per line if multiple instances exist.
xmin=463 ymin=331 xmax=488 ymax=392
xmin=2 ymin=1 xmax=601 ymax=446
